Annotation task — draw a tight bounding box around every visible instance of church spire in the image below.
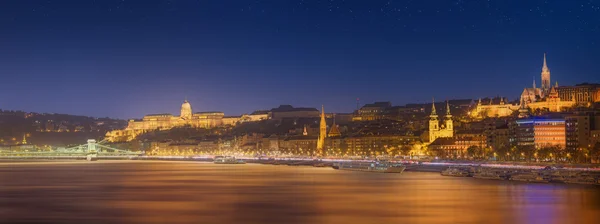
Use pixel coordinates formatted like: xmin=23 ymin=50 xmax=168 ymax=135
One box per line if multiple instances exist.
xmin=430 ymin=98 xmax=437 ymax=116
xmin=533 ymin=77 xmax=537 ymax=89
xmin=445 ymin=100 xmax=451 ymax=116
xmin=317 ymin=105 xmax=327 ymax=153
xmin=543 ymin=53 xmax=548 ymax=70
xmin=541 ymin=53 xmax=551 ymax=93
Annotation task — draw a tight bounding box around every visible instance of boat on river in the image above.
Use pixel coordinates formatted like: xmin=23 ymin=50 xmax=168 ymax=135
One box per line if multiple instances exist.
xmin=509 ymin=171 xmax=549 ymax=183
xmin=473 ymin=168 xmax=509 ymax=180
xmin=441 ymin=167 xmax=471 ymax=177
xmin=563 ymin=172 xmax=600 ymax=185
xmin=332 ymin=161 xmax=405 ymax=173
xmin=214 ymin=156 xmax=245 ymax=164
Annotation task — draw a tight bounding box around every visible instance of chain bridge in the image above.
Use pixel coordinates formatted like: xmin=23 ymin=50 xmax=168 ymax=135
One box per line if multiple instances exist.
xmin=0 ymin=139 xmax=142 ymax=160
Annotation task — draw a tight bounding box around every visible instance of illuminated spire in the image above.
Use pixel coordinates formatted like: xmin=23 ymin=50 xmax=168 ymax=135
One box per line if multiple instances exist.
xmin=533 ymin=77 xmax=536 ymax=89
xmin=317 ymin=105 xmax=327 ymax=153
xmin=430 ymin=98 xmax=437 ymax=116
xmin=542 ymin=53 xmax=548 ymax=72
xmin=555 ymin=81 xmax=558 ymax=88
xmin=541 ymin=53 xmax=551 ymax=93
xmin=445 ymin=100 xmax=451 ymax=116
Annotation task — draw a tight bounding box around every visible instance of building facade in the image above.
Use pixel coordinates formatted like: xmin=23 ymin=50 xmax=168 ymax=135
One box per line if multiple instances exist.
xmin=557 ymin=83 xmax=600 ymax=106
xmin=566 ymin=113 xmax=600 ymax=151
xmin=106 ymin=100 xmax=226 ymax=142
xmin=429 ymin=100 xmax=454 ymax=142
xmin=515 ymin=118 xmax=566 ymax=149
xmin=352 ymin=102 xmax=391 ymax=121
xmin=519 ymin=54 xmax=576 ymax=112
xmin=470 ymin=97 xmax=519 ymax=118
xmin=527 ymin=86 xmax=576 ymax=112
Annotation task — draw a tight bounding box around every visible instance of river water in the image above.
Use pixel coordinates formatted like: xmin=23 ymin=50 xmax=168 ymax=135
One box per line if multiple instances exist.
xmin=0 ymin=161 xmax=598 ymax=224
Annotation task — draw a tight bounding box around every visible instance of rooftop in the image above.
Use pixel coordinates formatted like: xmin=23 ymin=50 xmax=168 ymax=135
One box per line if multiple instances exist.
xmin=250 ymin=110 xmax=270 ymax=115
xmin=271 ymin=105 xmax=319 ymax=112
xmin=145 ymin=113 xmax=172 ymax=117
xmin=194 ymin=111 xmax=224 ymax=114
xmin=362 ymin=102 xmax=392 ymax=108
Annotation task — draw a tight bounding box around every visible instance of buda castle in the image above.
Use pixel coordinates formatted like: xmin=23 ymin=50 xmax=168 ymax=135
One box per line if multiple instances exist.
xmin=106 ymin=100 xmax=267 ymax=142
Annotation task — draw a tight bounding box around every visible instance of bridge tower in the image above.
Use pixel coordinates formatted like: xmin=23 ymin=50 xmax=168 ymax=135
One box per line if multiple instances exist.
xmin=86 ymin=139 xmax=98 ymax=161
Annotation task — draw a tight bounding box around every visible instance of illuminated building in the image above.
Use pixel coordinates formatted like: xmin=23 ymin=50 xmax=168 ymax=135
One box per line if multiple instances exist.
xmin=557 ymin=83 xmax=600 ymax=106
xmin=280 ymin=136 xmax=318 ymax=152
xmin=106 ymin=100 xmax=226 ymax=142
xmin=428 ymin=136 xmax=487 ymax=157
xmin=221 ymin=111 xmax=269 ymax=126
xmin=429 ymin=100 xmax=453 ymax=142
xmin=470 ymin=97 xmax=519 ymax=118
xmin=352 ymin=102 xmax=391 ymax=121
xmin=527 ymin=85 xmax=575 ymax=112
xmin=520 ymin=79 xmax=543 ymax=105
xmin=519 ymin=54 xmax=575 ymax=112
xmin=515 ymin=118 xmax=566 ymax=149
xmin=565 ymin=113 xmax=600 ymax=151
xmin=484 ymin=121 xmax=511 ymax=150
xmin=520 ymin=53 xmax=551 ymax=104
xmin=344 ymin=135 xmax=419 ymax=154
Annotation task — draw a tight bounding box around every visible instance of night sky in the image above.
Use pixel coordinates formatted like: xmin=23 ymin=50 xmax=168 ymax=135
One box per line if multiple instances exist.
xmin=1 ymin=0 xmax=599 ymax=118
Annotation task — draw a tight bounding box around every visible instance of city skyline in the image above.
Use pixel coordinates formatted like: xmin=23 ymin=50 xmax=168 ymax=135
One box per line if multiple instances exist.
xmin=1 ymin=0 xmax=599 ymax=118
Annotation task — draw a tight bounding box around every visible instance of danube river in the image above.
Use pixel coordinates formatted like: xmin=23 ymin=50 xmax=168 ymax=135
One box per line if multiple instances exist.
xmin=0 ymin=161 xmax=598 ymax=224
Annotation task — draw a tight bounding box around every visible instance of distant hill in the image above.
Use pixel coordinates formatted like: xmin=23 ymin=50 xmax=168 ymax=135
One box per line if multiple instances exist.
xmin=0 ymin=109 xmax=126 ymax=146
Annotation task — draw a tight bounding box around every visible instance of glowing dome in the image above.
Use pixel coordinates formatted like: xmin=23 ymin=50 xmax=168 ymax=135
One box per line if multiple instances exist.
xmin=180 ymin=100 xmax=192 ymax=119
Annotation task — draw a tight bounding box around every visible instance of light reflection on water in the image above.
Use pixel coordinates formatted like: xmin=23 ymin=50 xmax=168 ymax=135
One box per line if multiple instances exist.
xmin=0 ymin=161 xmax=598 ymax=224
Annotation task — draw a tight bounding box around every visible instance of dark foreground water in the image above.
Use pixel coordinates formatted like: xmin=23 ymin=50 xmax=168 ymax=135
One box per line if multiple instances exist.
xmin=0 ymin=161 xmax=599 ymax=224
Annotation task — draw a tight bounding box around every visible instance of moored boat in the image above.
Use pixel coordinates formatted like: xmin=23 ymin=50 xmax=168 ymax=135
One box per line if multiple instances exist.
xmin=563 ymin=173 xmax=599 ymax=185
xmin=441 ymin=167 xmax=471 ymax=177
xmin=333 ymin=161 xmax=405 ymax=173
xmin=473 ymin=169 xmax=509 ymax=180
xmin=214 ymin=156 xmax=245 ymax=164
xmin=509 ymin=171 xmax=548 ymax=183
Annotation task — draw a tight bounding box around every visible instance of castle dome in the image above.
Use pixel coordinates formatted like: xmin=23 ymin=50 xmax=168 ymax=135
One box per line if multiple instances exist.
xmin=180 ymin=100 xmax=192 ymax=119
xmin=182 ymin=100 xmax=191 ymax=110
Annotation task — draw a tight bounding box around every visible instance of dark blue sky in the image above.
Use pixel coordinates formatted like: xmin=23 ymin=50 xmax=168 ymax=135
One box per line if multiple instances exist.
xmin=1 ymin=0 xmax=599 ymax=118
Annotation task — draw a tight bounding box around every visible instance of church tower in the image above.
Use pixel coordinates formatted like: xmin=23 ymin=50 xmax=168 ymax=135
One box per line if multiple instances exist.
xmin=429 ymin=99 xmax=439 ymax=142
xmin=180 ymin=100 xmax=192 ymax=120
xmin=316 ymin=105 xmax=327 ymax=153
xmin=444 ymin=101 xmax=453 ymax=132
xmin=541 ymin=53 xmax=551 ymax=95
